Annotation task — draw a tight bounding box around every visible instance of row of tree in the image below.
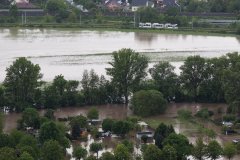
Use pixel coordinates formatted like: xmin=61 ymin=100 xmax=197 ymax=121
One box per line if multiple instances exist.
xmin=179 ymin=0 xmax=240 ymax=13
xmin=1 ymin=49 xmax=240 ymax=115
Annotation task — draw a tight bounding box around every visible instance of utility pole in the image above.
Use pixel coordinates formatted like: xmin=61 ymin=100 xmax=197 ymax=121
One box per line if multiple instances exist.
xmin=22 ymin=12 xmax=24 ymax=25
xmin=24 ymin=11 xmax=26 ymax=24
xmin=133 ymin=12 xmax=136 ymax=28
xmin=79 ymin=13 xmax=81 ymax=25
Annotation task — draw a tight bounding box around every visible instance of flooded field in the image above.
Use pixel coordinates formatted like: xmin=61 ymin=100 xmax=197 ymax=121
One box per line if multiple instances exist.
xmin=0 ymin=28 xmax=240 ymax=81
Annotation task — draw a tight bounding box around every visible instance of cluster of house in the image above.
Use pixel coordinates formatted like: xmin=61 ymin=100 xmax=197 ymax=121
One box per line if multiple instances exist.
xmin=11 ymin=0 xmax=39 ymax=9
xmin=104 ymin=0 xmax=180 ymax=11
xmin=8 ymin=0 xmax=179 ymax=12
xmin=139 ymin=22 xmax=178 ymax=29
xmin=88 ymin=119 xmax=154 ymax=143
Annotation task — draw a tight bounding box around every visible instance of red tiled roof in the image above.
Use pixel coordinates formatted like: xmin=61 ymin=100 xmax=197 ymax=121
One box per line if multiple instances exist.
xmin=16 ymin=2 xmax=38 ymax=9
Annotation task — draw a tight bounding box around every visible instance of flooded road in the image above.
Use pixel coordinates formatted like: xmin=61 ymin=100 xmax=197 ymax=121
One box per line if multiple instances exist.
xmin=0 ymin=28 xmax=240 ymax=81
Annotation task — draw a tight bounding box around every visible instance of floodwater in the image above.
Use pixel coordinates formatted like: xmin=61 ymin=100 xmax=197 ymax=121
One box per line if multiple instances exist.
xmin=1 ymin=103 xmax=229 ymax=137
xmin=3 ymin=103 xmax=240 ymax=160
xmin=0 ymin=28 xmax=240 ymax=81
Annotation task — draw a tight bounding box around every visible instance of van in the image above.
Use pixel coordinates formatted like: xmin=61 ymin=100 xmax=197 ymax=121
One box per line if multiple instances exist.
xmin=152 ymin=23 xmax=164 ymax=29
xmin=143 ymin=23 xmax=152 ymax=28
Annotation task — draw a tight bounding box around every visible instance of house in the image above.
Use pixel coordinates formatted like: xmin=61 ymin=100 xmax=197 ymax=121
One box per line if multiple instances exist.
xmin=136 ymin=131 xmax=153 ymax=139
xmin=155 ymin=0 xmax=179 ymax=10
xmin=131 ymin=0 xmax=154 ymax=12
xmin=104 ymin=0 xmax=123 ymax=11
xmin=13 ymin=0 xmax=38 ymax=9
xmin=87 ymin=119 xmax=102 ymax=126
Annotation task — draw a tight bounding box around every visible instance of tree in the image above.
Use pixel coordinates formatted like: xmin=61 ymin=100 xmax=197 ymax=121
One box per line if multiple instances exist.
xmin=81 ymin=70 xmax=113 ymax=105
xmin=87 ymin=107 xmax=99 ymax=119
xmin=65 ymin=80 xmax=79 ymax=106
xmin=102 ymin=118 xmax=114 ymax=132
xmin=114 ymin=144 xmax=131 ymax=160
xmin=0 ymin=147 xmax=17 ymax=160
xmin=70 ymin=115 xmax=87 ymax=139
xmin=43 ymin=85 xmax=59 ymax=109
xmin=192 ymin=137 xmax=207 ymax=160
xmin=106 ymin=48 xmax=148 ymax=103
xmin=9 ymin=129 xmax=24 ymax=146
xmin=73 ymin=146 xmax=87 ymax=160
xmin=53 ymin=75 xmax=67 ymax=96
xmin=206 ymin=140 xmax=223 ymax=160
xmin=39 ymin=121 xmax=61 ymax=144
xmin=223 ymin=143 xmax=237 ymax=160
xmin=163 ymin=133 xmax=192 ymax=160
xmin=154 ymin=123 xmax=175 ymax=149
xmin=4 ymin=57 xmax=42 ymax=111
xmin=17 ymin=134 xmax=39 ymax=159
xmin=41 ymin=140 xmax=64 ymax=160
xmin=0 ymin=112 xmax=3 ymax=133
xmin=0 ymin=133 xmax=14 ymax=148
xmin=9 ymin=4 xmax=18 ymax=21
xmin=112 ymin=120 xmax=131 ymax=136
xmin=21 ymin=108 xmax=40 ymax=129
xmin=44 ymin=109 xmax=55 ymax=120
xmin=86 ymin=155 xmax=98 ymax=160
xmin=19 ymin=152 xmax=34 ymax=160
xmin=0 ymin=87 xmax=6 ymax=109
xmin=137 ymin=7 xmax=159 ymax=23
xmin=150 ymin=61 xmax=178 ymax=100
xmin=180 ymin=56 xmax=206 ymax=101
xmin=162 ymin=145 xmax=177 ymax=160
xmin=46 ymin=0 xmax=67 ymax=16
xmin=131 ymin=90 xmax=167 ymax=117
xmin=122 ymin=140 xmax=134 ymax=153
xmin=143 ymin=144 xmax=162 ymax=160
xmin=90 ymin=142 xmax=103 ymax=159
xmin=100 ymin=152 xmax=115 ymax=160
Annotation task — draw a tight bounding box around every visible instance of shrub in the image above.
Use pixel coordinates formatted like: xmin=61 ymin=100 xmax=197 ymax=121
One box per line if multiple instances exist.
xmin=131 ymin=90 xmax=167 ymax=117
xmin=223 ymin=115 xmax=236 ymax=122
xmin=177 ymin=109 xmax=192 ymax=120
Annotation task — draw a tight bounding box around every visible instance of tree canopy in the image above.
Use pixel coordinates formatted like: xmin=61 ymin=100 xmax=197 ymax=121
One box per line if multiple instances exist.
xmin=106 ymin=48 xmax=148 ymax=103
xmin=4 ymin=57 xmax=42 ymax=111
xmin=131 ymin=90 xmax=167 ymax=117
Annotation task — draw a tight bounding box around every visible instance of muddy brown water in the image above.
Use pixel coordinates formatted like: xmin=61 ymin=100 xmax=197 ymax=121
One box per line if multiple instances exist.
xmin=3 ymin=103 xmax=240 ymax=160
xmin=2 ymin=103 xmax=229 ymax=140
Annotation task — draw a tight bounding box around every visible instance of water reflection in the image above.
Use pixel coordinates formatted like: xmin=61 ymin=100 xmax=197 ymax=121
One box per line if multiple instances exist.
xmin=134 ymin=32 xmax=158 ymax=44
xmin=0 ymin=28 xmax=240 ymax=81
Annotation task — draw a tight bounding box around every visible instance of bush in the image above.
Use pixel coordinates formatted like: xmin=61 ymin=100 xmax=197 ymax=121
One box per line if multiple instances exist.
xmin=223 ymin=115 xmax=236 ymax=122
xmin=195 ymin=108 xmax=213 ymax=119
xmin=87 ymin=107 xmax=99 ymax=120
xmin=131 ymin=90 xmax=167 ymax=117
xmin=177 ymin=109 xmax=192 ymax=120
